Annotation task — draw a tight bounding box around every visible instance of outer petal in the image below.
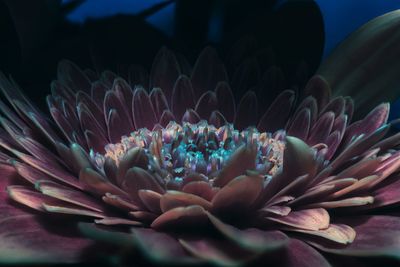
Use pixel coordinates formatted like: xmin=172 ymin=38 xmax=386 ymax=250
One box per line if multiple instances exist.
xmin=308 ymin=216 xmax=400 ymax=259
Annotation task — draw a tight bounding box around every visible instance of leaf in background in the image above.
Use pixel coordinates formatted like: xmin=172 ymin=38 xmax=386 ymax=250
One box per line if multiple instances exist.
xmin=317 ymin=10 xmax=400 ymax=119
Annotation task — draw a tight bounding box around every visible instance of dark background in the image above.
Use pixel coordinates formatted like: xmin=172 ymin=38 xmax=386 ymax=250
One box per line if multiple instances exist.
xmin=1 ymin=0 xmax=400 ymax=113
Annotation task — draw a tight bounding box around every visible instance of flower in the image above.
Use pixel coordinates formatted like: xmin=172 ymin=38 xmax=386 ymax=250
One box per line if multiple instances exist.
xmin=2 ymin=17 xmax=400 ymax=267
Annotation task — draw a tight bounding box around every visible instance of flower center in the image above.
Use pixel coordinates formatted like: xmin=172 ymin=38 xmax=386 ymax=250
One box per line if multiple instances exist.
xmin=91 ymin=121 xmax=285 ymax=183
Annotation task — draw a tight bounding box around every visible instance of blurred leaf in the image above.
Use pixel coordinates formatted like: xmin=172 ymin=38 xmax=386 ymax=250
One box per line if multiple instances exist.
xmin=317 ymin=10 xmax=400 ymax=119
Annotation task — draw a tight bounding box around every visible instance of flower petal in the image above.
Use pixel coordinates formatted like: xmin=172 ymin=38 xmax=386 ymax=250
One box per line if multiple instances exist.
xmin=132 ymin=87 xmax=157 ymax=130
xmin=284 ymin=239 xmax=332 ymax=267
xmin=132 ymin=227 xmax=200 ymax=264
xmin=266 ymin=208 xmax=330 ymax=231
xmin=151 ymin=205 xmax=207 ymax=230
xmin=207 ymin=212 xmax=288 ymax=253
xmin=215 ymin=81 xmax=236 ymax=122
xmin=213 ymin=145 xmax=257 ymax=187
xmin=308 ymin=215 xmax=400 ymax=259
xmin=258 ymin=90 xmax=295 ymax=133
xmin=191 ymin=47 xmax=228 ymax=100
xmin=0 ymin=214 xmax=94 ymax=264
xmin=150 ymin=47 xmax=181 ymax=104
xmin=235 ymin=91 xmax=258 ymax=130
xmin=171 ymin=75 xmax=196 ymax=120
xmin=122 ymin=167 xmax=164 ymax=203
xmin=212 ymin=174 xmax=263 ymax=213
xmin=160 ymin=190 xmax=212 ymax=212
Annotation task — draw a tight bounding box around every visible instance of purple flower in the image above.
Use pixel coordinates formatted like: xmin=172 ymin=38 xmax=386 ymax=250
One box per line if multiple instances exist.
xmin=2 ymin=11 xmax=400 ymax=267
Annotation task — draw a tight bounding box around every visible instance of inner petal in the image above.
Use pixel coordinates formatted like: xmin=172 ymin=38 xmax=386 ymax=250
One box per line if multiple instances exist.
xmin=90 ymin=121 xmax=285 ymax=186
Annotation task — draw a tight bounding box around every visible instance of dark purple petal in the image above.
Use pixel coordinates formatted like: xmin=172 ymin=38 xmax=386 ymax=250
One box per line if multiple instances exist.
xmin=79 ymin=168 xmax=128 ymax=197
xmin=151 ymin=205 xmax=207 ymax=230
xmin=0 ymin=214 xmax=95 ymax=264
xmin=231 ymin=58 xmax=260 ymax=98
xmin=122 ymin=167 xmax=164 ymax=203
xmin=258 ymin=90 xmax=295 ymax=133
xmin=359 ymin=103 xmax=390 ymax=135
xmin=235 ymin=91 xmax=258 ymax=130
xmin=132 ymin=87 xmax=157 ymax=130
xmin=159 ymin=110 xmax=176 ymax=127
xmin=303 ymin=75 xmax=331 ymax=110
xmin=150 ymin=47 xmax=181 ymax=104
xmin=131 ymin=227 xmax=200 ymax=264
xmin=195 ymin=91 xmax=218 ymax=120
xmin=57 ymin=60 xmax=91 ymax=93
xmin=320 ymin=97 xmax=345 ymax=117
xmin=215 ymin=81 xmax=236 ymax=122
xmin=149 ymin=87 xmax=169 ymax=120
xmin=91 ymin=81 xmax=108 ymax=107
xmin=213 ymin=145 xmax=257 ymax=187
xmin=308 ymin=216 xmax=400 ymax=259
xmin=308 ymin=111 xmax=335 ymax=146
xmin=259 ymin=137 xmax=317 ymax=205
xmin=35 ymin=180 xmax=105 ymax=212
xmin=182 ymin=181 xmax=214 ymax=201
xmin=212 ymin=174 xmax=263 ymax=213
xmin=182 ymin=109 xmax=201 ymax=124
xmin=171 ymin=75 xmax=196 ymax=120
xmin=209 ymin=110 xmax=227 ymax=128
xmin=113 ymin=77 xmax=133 ymax=110
xmin=180 ymin=238 xmax=251 ymax=266
xmin=191 ymin=47 xmax=228 ymax=100
xmin=160 ymin=190 xmax=212 ymax=212
xmin=287 ymin=108 xmax=311 ymax=140
xmin=207 ymin=212 xmax=288 ymax=253
xmin=283 ymin=239 xmax=331 ymax=267
xmin=116 ymin=147 xmax=149 ymax=185
xmin=138 ymin=190 xmax=162 ymax=214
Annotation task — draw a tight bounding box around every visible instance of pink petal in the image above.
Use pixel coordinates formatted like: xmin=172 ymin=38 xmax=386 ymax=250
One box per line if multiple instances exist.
xmin=212 ymin=174 xmax=263 ymax=213
xmin=182 ymin=181 xmax=214 ymax=201
xmin=213 ymin=145 xmax=257 ymax=187
xmin=308 ymin=216 xmax=400 ymax=259
xmin=35 ymin=180 xmax=105 ymax=212
xmin=79 ymin=168 xmax=128 ymax=197
xmin=116 ymin=147 xmax=149 ymax=185
xmin=151 ymin=205 xmax=207 ymax=230
xmin=138 ymin=189 xmax=162 ymax=214
xmin=266 ymin=208 xmax=330 ymax=231
xmin=160 ymin=190 xmax=212 ymax=212
xmin=122 ymin=167 xmax=164 ymax=203
xmin=259 ymin=137 xmax=317 ymax=205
